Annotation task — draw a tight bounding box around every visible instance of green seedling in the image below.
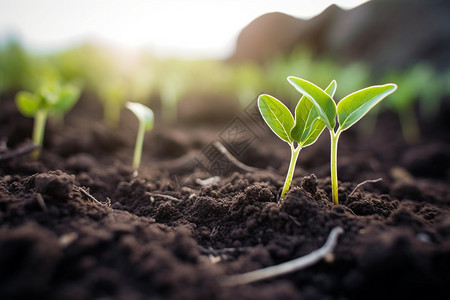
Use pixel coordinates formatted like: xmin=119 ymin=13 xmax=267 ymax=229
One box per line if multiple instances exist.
xmin=288 ymin=77 xmax=397 ymax=204
xmin=15 ymin=83 xmax=80 ymax=159
xmin=98 ymin=77 xmax=128 ymax=127
xmin=126 ymin=101 xmax=154 ymax=170
xmin=258 ymin=80 xmax=337 ymax=200
xmin=383 ymin=63 xmax=444 ymax=143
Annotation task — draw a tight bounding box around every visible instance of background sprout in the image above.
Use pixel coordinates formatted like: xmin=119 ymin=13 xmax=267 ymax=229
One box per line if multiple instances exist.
xmin=258 ymin=80 xmax=336 ymax=200
xmin=98 ymin=76 xmax=128 ymax=127
xmin=382 ymin=63 xmax=447 ymax=143
xmin=126 ymin=101 xmax=154 ymax=171
xmin=288 ymin=77 xmax=397 ymax=205
xmin=232 ymin=62 xmax=263 ymax=107
xmin=15 ymin=82 xmax=81 ymax=159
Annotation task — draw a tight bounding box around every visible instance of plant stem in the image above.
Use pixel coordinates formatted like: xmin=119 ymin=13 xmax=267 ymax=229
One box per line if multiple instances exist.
xmin=280 ymin=143 xmax=301 ymax=200
xmin=104 ymin=103 xmax=121 ymax=127
xmin=399 ymin=107 xmax=420 ymax=143
xmin=330 ymin=131 xmax=340 ymax=205
xmin=133 ymin=121 xmax=146 ymax=170
xmin=32 ymin=110 xmax=48 ymax=160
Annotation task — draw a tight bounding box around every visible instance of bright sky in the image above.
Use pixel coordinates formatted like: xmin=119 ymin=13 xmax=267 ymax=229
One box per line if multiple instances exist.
xmin=0 ymin=0 xmax=370 ymax=58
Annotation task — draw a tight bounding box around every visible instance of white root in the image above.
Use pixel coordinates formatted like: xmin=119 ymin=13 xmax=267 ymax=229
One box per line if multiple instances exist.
xmin=222 ymin=226 xmax=344 ymax=286
xmin=348 ymin=178 xmax=383 ymax=197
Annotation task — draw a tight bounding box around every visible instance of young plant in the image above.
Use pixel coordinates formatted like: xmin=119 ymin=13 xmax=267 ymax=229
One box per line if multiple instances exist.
xmin=125 ymin=101 xmax=154 ymax=170
xmin=258 ymin=80 xmax=337 ymax=200
xmin=15 ymin=83 xmax=80 ymax=159
xmin=287 ymin=77 xmax=397 ymax=204
xmin=98 ymin=77 xmax=127 ymax=127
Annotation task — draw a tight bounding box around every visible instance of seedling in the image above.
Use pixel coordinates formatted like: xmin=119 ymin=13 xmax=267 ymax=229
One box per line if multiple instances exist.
xmin=15 ymin=83 xmax=80 ymax=159
xmin=125 ymin=101 xmax=154 ymax=170
xmin=287 ymin=77 xmax=397 ymax=204
xmin=98 ymin=77 xmax=128 ymax=127
xmin=383 ymin=63 xmax=444 ymax=143
xmin=258 ymin=80 xmax=337 ymax=200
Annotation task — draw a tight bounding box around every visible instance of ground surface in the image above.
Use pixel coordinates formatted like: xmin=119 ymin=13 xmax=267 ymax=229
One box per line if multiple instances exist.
xmin=1 ymin=93 xmax=449 ymax=299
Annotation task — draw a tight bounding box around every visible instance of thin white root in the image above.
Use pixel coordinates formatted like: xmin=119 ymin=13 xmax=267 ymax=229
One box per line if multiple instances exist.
xmin=146 ymin=192 xmax=182 ymax=202
xmin=348 ymin=178 xmax=383 ymax=197
xmin=221 ymin=226 xmax=344 ymax=286
xmin=76 ymin=186 xmax=111 ymax=206
xmin=196 ymin=176 xmax=221 ymax=186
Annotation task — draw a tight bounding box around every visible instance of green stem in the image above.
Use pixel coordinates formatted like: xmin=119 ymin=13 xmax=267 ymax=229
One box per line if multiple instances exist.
xmin=330 ymin=130 xmax=340 ymax=205
xmin=104 ymin=103 xmax=121 ymax=127
xmin=133 ymin=121 xmax=146 ymax=170
xmin=32 ymin=110 xmax=48 ymax=160
xmin=280 ymin=143 xmax=301 ymax=200
xmin=399 ymin=107 xmax=420 ymax=143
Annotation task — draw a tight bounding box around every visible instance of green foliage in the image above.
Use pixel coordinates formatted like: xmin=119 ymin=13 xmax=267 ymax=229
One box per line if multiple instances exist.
xmin=97 ymin=76 xmax=128 ymax=127
xmin=258 ymin=94 xmax=295 ymax=144
xmin=258 ymin=80 xmax=336 ymax=200
xmin=126 ymin=101 xmax=154 ymax=170
xmin=291 ymin=81 xmax=336 ymax=145
xmin=288 ymin=77 xmax=337 ymax=130
xmin=15 ymin=82 xmax=81 ymax=159
xmin=382 ymin=63 xmax=446 ymax=142
xmin=337 ymin=84 xmax=398 ymax=132
xmin=288 ymin=76 xmax=397 ymax=204
xmin=0 ymin=39 xmax=33 ymax=93
xmin=16 ymin=82 xmax=80 ymax=118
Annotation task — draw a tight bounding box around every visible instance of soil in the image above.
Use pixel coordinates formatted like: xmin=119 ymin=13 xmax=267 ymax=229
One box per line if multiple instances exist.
xmin=1 ymin=92 xmax=449 ymax=300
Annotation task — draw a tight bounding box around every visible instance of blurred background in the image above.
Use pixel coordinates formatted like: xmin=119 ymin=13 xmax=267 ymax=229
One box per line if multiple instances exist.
xmin=1 ymin=0 xmax=449 ymax=142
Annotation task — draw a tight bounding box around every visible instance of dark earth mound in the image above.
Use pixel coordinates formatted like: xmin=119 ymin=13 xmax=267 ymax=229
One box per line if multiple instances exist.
xmin=1 ymin=90 xmax=449 ymax=299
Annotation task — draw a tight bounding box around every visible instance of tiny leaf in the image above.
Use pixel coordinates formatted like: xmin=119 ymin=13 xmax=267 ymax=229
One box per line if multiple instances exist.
xmin=258 ymin=94 xmax=294 ymax=144
xmin=53 ymin=85 xmax=81 ymax=113
xmin=302 ymin=118 xmax=326 ymax=147
xmin=337 ymin=83 xmax=397 ymax=132
xmin=287 ymin=77 xmax=337 ymax=131
xmin=126 ymin=102 xmax=154 ymax=131
xmin=15 ymin=91 xmax=41 ymax=117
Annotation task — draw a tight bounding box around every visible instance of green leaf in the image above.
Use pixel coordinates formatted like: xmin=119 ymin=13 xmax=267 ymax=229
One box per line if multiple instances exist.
xmin=52 ymin=85 xmax=80 ymax=113
xmin=287 ymin=76 xmax=337 ymax=131
xmin=258 ymin=94 xmax=294 ymax=144
xmin=39 ymin=85 xmax=59 ymax=107
xmin=291 ymin=80 xmax=337 ymax=144
xmin=302 ymin=118 xmax=326 ymax=147
xmin=15 ymin=91 xmax=41 ymax=117
xmin=126 ymin=102 xmax=154 ymax=131
xmin=337 ymin=83 xmax=397 ymax=132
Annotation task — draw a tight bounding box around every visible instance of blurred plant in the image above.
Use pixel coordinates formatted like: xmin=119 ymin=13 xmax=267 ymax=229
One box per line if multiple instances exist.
xmin=50 ymin=44 xmax=113 ymax=91
xmin=126 ymin=101 xmax=154 ymax=171
xmin=15 ymin=82 xmax=81 ymax=159
xmin=382 ymin=63 xmax=445 ymax=142
xmin=153 ymin=59 xmax=191 ymax=124
xmin=97 ymin=76 xmax=128 ymax=127
xmin=288 ymin=77 xmax=397 ymax=204
xmin=0 ymin=39 xmax=33 ymax=94
xmin=232 ymin=62 xmax=263 ymax=106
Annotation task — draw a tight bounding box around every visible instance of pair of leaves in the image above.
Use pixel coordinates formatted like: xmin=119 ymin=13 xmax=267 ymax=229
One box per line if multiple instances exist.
xmin=287 ymin=77 xmax=397 ymax=133
xmin=16 ymin=84 xmax=80 ymax=118
xmin=258 ymin=80 xmax=336 ymax=147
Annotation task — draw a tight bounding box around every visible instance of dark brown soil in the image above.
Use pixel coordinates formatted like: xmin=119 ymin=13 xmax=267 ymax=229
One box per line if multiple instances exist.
xmin=1 ymin=93 xmax=449 ymax=300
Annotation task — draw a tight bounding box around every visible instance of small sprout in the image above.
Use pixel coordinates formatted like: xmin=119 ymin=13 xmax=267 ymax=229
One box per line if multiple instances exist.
xmin=15 ymin=83 xmax=80 ymax=159
xmin=288 ymin=77 xmax=397 ymax=204
xmin=98 ymin=77 xmax=127 ymax=127
xmin=258 ymin=80 xmax=336 ymax=200
xmin=126 ymin=101 xmax=154 ymax=170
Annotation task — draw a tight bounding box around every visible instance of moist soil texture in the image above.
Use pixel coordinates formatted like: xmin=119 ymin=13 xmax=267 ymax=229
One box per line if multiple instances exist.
xmin=1 ymin=93 xmax=449 ymax=300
